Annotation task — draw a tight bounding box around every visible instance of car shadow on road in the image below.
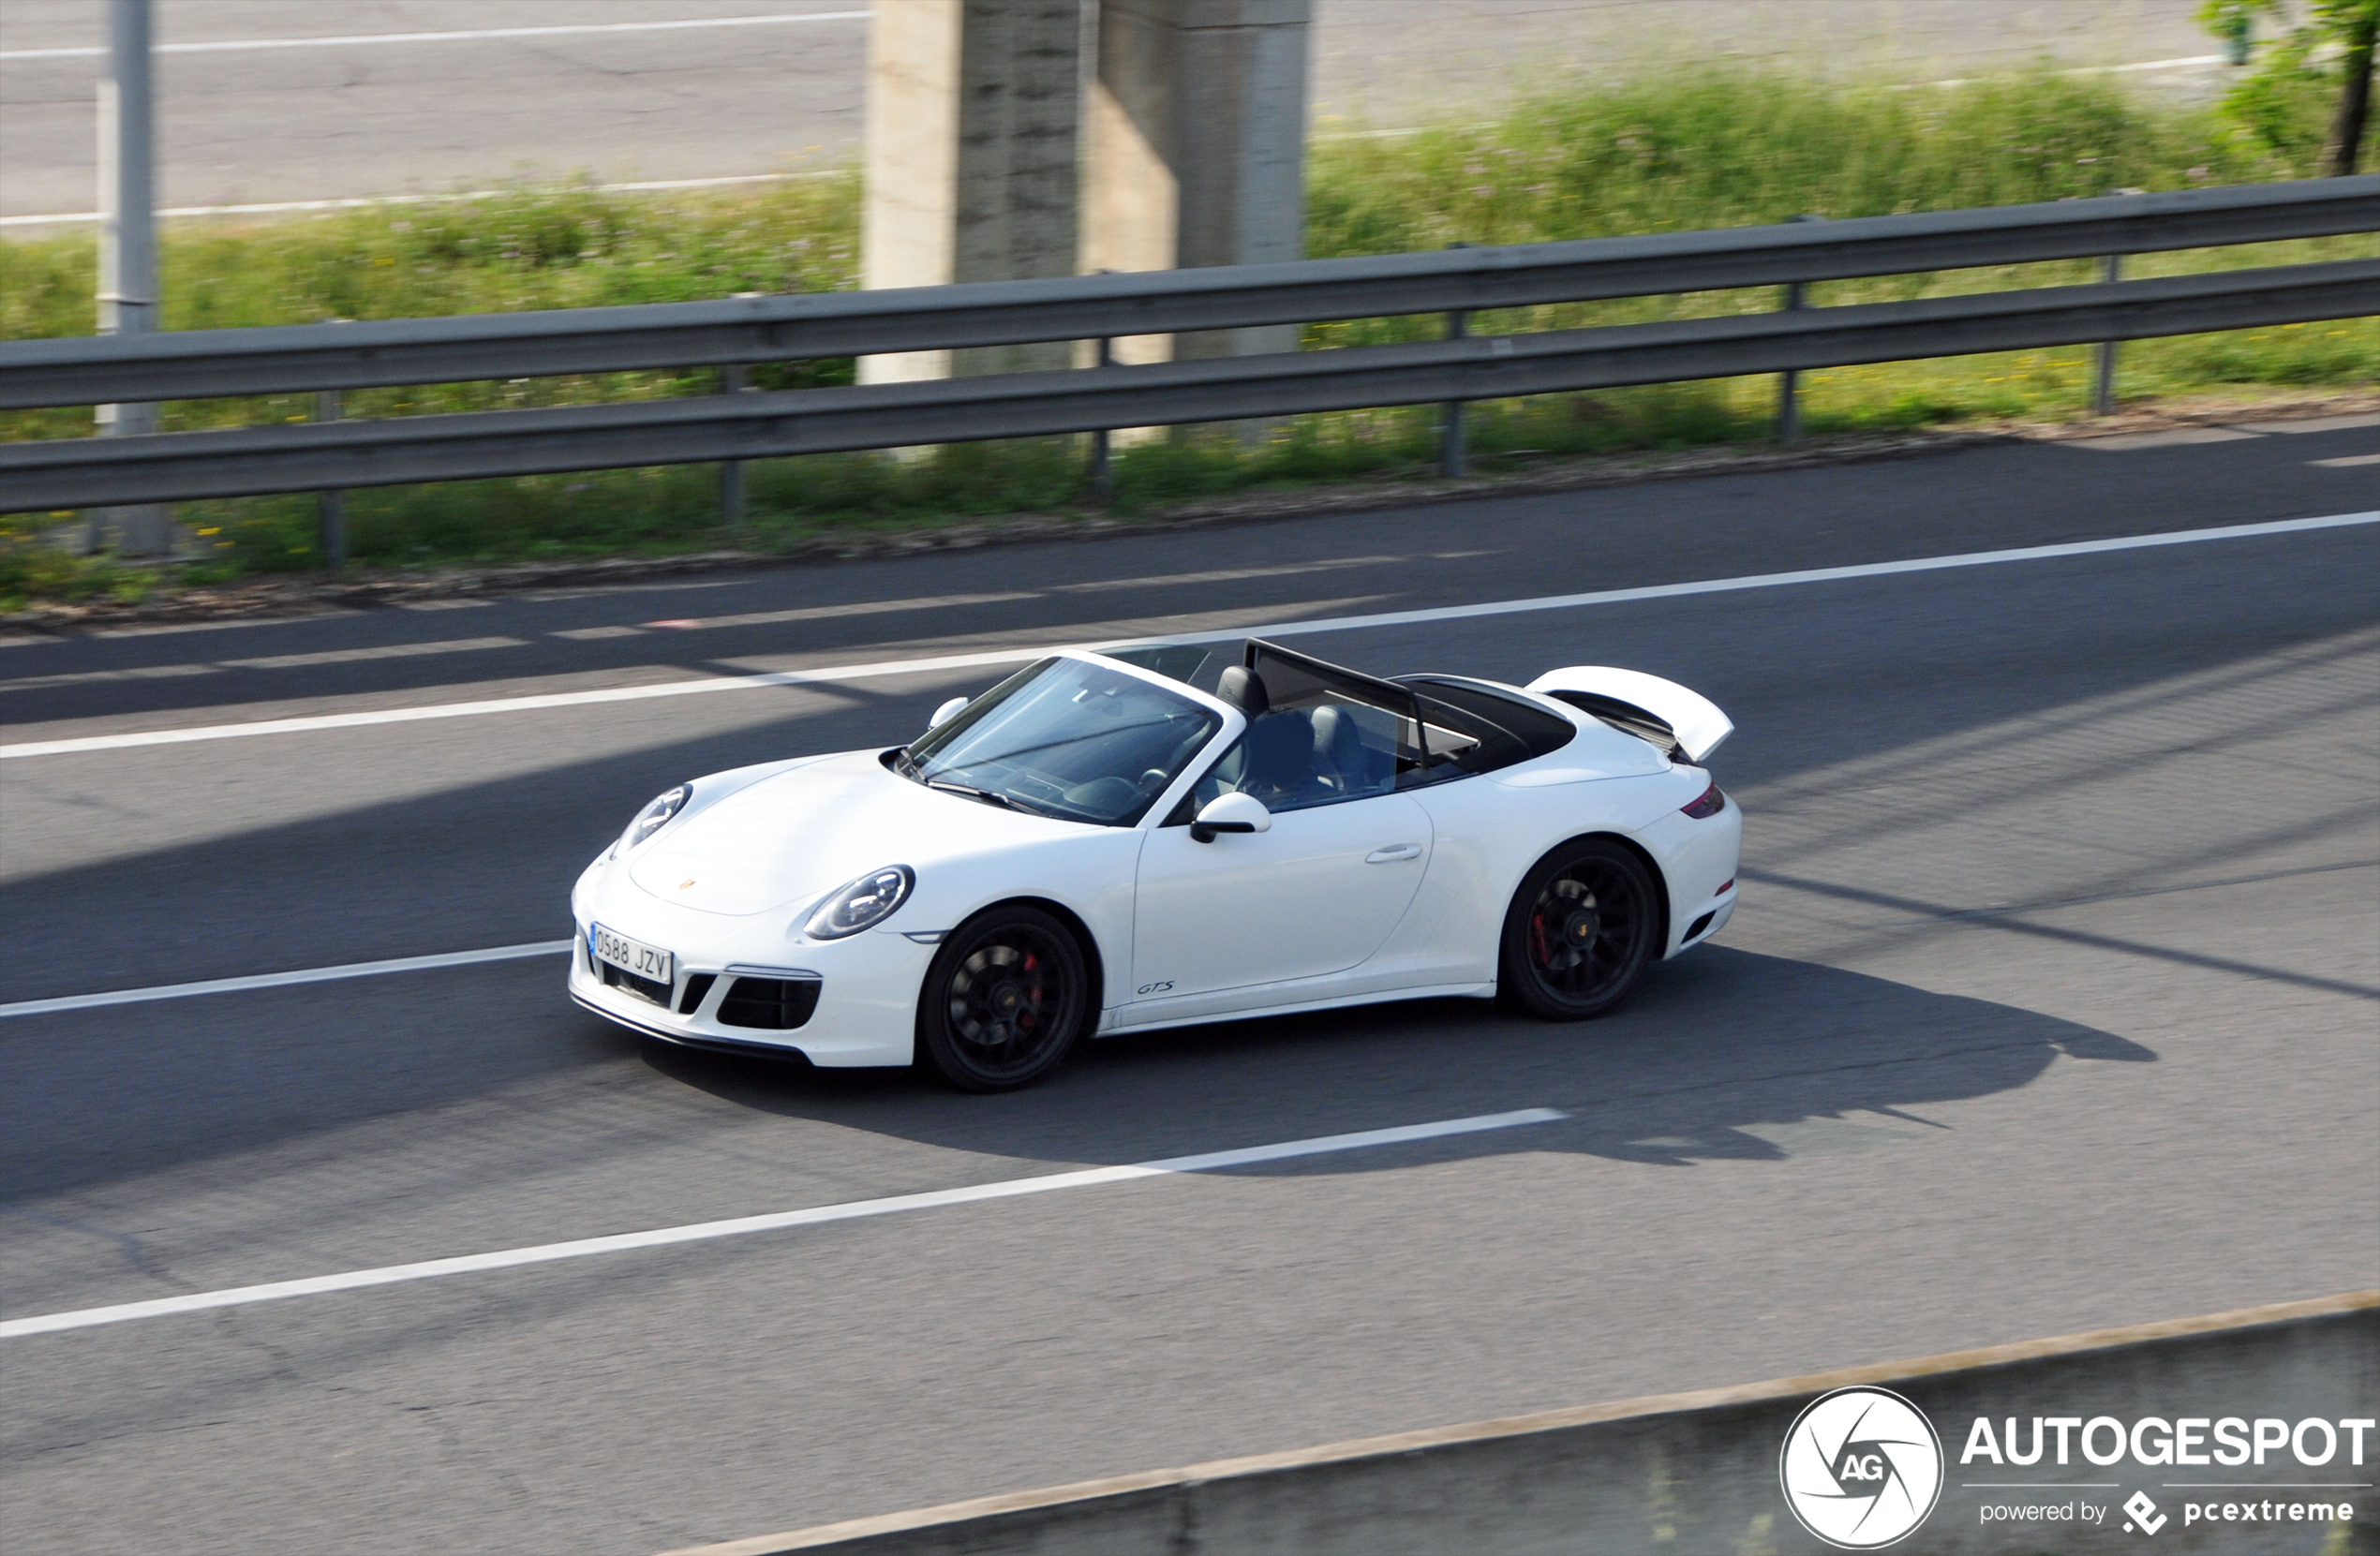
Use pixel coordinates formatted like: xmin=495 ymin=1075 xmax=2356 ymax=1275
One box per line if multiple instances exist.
xmin=643 ymin=944 xmax=2155 ymax=1175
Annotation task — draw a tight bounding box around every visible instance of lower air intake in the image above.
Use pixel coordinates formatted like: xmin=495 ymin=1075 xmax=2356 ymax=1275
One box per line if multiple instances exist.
xmin=599 ymin=960 xmax=671 ymax=1006
xmin=719 ymin=975 xmax=823 ymax=1030
xmin=1685 ymin=911 xmax=1716 ymax=942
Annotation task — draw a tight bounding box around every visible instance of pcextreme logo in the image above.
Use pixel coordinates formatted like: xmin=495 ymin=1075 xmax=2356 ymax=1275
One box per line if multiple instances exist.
xmin=1779 ymin=1386 xmax=1946 ymax=1549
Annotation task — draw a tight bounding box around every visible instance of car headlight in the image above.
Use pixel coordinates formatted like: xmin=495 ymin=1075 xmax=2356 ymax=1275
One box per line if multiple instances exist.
xmin=805 ymin=865 xmax=915 ymax=940
xmin=619 ymin=784 xmax=691 ymax=854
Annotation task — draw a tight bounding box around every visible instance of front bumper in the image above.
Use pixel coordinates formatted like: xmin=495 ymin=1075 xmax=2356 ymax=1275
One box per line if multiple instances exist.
xmin=567 ymin=897 xmax=934 ymax=1068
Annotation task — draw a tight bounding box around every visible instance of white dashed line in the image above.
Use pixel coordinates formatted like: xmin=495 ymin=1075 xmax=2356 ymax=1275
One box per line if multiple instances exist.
xmin=1047 ymin=556 xmax=1407 ymax=594
xmin=0 ymin=941 xmax=574 ymax=1022
xmin=0 ymin=1109 xmax=1567 ymax=1338
xmin=0 ymin=175 xmax=822 ymax=229
xmin=216 ymin=635 xmax=529 ymax=671
xmin=2312 ymin=453 xmax=2380 ymax=468
xmin=2240 ymin=413 xmax=2380 ymax=434
xmin=645 ymin=591 xmax=1038 ymax=630
xmin=0 ymin=635 xmax=533 ymax=692
xmin=0 ymin=11 xmax=869 ymax=61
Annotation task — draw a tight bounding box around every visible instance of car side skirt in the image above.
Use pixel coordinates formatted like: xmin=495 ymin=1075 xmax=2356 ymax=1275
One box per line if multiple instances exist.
xmin=1097 ymin=981 xmax=1496 ymax=1038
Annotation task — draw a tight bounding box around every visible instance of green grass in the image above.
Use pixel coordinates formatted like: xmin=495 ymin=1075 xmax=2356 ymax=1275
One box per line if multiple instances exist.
xmin=3 ymin=66 xmax=2373 ymax=606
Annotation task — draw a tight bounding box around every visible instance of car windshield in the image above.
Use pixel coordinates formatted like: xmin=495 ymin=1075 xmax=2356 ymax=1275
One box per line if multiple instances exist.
xmin=898 ymin=657 xmax=1224 ymax=826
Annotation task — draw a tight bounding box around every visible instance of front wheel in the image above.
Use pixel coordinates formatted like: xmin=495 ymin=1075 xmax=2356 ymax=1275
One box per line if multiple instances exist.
xmin=1498 ymin=838 xmax=1660 ymax=1021
xmin=915 ymin=905 xmax=1091 ymax=1091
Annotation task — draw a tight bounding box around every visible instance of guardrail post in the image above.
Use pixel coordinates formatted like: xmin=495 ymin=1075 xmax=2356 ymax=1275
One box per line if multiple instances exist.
xmin=1442 ymin=242 xmax=1470 ymax=478
xmin=719 ymin=363 xmax=747 ymax=533
xmin=1089 ymin=333 xmax=1114 ymax=505
xmin=1778 ymin=215 xmax=1822 ymax=444
xmin=315 ymin=389 xmax=345 ymax=572
xmin=2094 ymin=253 xmax=2123 ymax=416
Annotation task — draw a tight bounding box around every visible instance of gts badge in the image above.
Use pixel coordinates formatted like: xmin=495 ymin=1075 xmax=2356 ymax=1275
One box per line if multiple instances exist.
xmin=1136 ymin=981 xmax=1174 ymax=997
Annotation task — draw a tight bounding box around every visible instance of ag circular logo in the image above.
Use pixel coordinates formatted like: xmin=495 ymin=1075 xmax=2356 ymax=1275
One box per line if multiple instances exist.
xmin=1778 ymin=1386 xmax=1944 ymax=1549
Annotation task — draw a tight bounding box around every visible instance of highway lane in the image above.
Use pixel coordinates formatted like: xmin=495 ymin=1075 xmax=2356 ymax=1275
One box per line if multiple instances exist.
xmin=3 ymin=418 xmax=2375 ymax=1008
xmin=2 ymin=433 xmax=2375 ymax=1553
xmin=0 ymin=0 xmax=2215 ymax=221
xmin=7 ymin=416 xmax=2377 ymax=735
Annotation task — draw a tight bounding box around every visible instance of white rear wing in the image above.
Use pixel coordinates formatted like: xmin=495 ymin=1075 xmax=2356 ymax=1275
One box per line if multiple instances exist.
xmin=1525 ymin=666 xmax=1733 ymax=763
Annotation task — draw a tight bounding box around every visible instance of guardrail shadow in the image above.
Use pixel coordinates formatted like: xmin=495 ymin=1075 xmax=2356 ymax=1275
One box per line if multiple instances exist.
xmin=643 ymin=944 xmax=2154 ymax=1175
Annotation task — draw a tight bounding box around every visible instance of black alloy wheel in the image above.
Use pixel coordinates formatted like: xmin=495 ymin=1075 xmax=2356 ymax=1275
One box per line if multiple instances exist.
xmin=1498 ymin=838 xmax=1659 ymax=1020
xmin=915 ymin=905 xmax=1091 ymax=1091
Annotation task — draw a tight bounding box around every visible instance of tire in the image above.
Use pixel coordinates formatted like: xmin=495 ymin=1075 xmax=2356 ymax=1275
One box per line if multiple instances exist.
xmin=1498 ymin=837 xmax=1660 ymax=1021
xmin=915 ymin=905 xmax=1092 ymax=1091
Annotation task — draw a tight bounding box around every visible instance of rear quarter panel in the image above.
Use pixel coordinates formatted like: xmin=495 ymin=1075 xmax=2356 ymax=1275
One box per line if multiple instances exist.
xmin=1386 ymin=763 xmax=1707 ymax=981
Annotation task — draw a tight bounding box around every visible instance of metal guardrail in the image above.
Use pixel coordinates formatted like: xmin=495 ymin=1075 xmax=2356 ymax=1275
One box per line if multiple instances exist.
xmin=2 ymin=178 xmax=2374 ymax=410
xmin=0 ymin=179 xmax=2374 ymax=513
xmin=7 ymin=259 xmax=2373 ymax=511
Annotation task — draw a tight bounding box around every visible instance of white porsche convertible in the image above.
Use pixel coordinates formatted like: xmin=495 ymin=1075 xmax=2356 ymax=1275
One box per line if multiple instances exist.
xmin=570 ymin=638 xmax=1741 ymax=1090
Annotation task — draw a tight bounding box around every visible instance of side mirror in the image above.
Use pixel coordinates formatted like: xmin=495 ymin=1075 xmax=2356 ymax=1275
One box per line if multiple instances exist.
xmin=927 ymin=696 xmax=968 ymax=732
xmin=1191 ymin=791 xmax=1272 ymax=844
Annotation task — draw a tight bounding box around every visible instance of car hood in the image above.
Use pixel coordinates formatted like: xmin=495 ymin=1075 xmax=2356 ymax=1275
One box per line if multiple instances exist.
xmin=626 ymin=748 xmax=1073 ymax=917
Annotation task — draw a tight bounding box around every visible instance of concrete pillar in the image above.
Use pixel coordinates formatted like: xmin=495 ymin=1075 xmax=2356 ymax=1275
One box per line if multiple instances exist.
xmin=1085 ymin=0 xmax=1311 ymax=364
xmin=860 ymin=0 xmax=1082 ymax=383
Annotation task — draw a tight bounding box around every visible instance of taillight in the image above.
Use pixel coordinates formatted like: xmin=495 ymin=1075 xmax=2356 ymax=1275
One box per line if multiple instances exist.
xmin=1681 ymin=783 xmax=1725 ymax=820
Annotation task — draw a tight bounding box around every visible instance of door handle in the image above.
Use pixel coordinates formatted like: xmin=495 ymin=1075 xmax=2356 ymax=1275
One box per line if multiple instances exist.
xmin=1365 ymin=843 xmax=1423 ymax=863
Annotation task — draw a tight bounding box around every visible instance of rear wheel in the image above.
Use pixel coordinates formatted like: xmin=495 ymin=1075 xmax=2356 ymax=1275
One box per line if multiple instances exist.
xmin=915 ymin=906 xmax=1091 ymax=1091
xmin=1498 ymin=838 xmax=1659 ymax=1020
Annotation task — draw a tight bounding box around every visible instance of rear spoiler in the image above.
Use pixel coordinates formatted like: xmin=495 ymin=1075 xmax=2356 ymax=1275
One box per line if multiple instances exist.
xmin=1525 ymin=667 xmax=1733 ymax=763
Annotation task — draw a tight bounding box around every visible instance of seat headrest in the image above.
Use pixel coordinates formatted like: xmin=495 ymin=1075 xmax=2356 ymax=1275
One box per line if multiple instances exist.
xmin=1311 ymin=704 xmax=1362 ymax=764
xmin=1216 ymin=665 xmax=1270 ymax=719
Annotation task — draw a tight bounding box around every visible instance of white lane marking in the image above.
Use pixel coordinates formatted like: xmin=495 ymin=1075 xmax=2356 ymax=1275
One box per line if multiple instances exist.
xmin=2069 ymin=427 xmax=2262 ymax=451
xmin=0 ymin=176 xmax=827 ymax=230
xmin=7 ymin=511 xmax=2373 ymax=762
xmin=632 ymin=565 xmax=1401 ymax=630
xmin=0 ymin=941 xmax=573 ymax=1022
xmin=0 ymin=661 xmax=218 ymax=693
xmin=1102 ymin=511 xmax=2380 ymax=648
xmin=551 ymin=625 xmax=648 ymax=641
xmin=0 ymin=1108 xmax=1566 ymax=1339
xmin=217 ymin=635 xmax=529 ymax=671
xmin=1 ymin=646 xmax=1050 ymax=760
xmin=645 ymin=590 xmax=1039 ymax=630
xmin=2239 ymin=413 xmax=2380 ymax=435
xmin=2313 ymin=453 xmax=2380 ymax=468
xmin=0 ymin=635 xmax=528 ymax=691
xmin=1047 ymin=555 xmax=1407 ymax=594
xmin=1920 ymin=53 xmax=2225 ymax=90
xmin=89 ymin=611 xmax=360 ymax=640
xmin=0 ymin=11 xmax=870 ymax=61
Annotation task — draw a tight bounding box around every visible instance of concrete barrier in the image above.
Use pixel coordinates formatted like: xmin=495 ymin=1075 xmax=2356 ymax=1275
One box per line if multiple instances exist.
xmin=664 ymin=1291 xmax=2377 ymax=1556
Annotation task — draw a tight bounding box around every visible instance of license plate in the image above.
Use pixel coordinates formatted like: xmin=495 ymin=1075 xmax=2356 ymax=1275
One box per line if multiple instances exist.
xmin=591 ymin=924 xmax=673 ymax=986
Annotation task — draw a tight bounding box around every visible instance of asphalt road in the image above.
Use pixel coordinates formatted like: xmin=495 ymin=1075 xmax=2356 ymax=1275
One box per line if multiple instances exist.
xmin=0 ymin=0 xmax=2217 ymax=221
xmin=3 ymin=420 xmax=2376 ymax=1553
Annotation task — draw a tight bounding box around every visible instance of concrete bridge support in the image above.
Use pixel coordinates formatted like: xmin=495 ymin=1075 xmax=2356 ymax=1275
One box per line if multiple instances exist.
xmin=860 ymin=0 xmax=1084 ymax=383
xmin=860 ymin=0 xmax=1311 ymax=384
xmin=1084 ymin=0 xmax=1312 ymax=364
